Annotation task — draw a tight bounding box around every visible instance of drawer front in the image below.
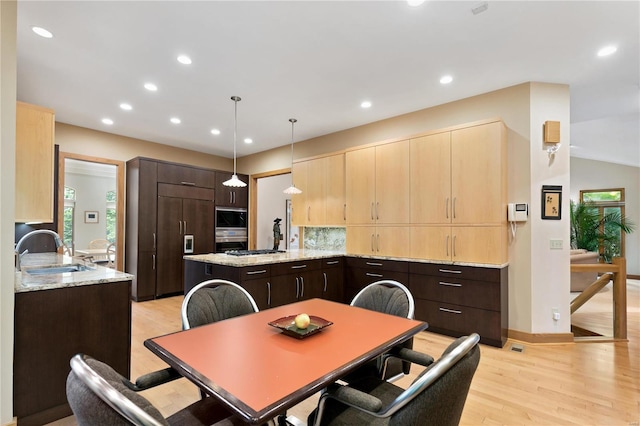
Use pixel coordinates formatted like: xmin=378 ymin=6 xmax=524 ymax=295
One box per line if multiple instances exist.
xmin=409 ymin=275 xmax=500 ymax=311
xmin=415 ymin=299 xmax=501 ymax=343
xmin=271 ymin=259 xmax=322 ymax=276
xmin=345 ymin=256 xmax=408 ymax=273
xmin=157 ymin=163 xmax=215 ymax=188
xmin=239 ymin=265 xmax=271 ymax=281
xmin=409 ymin=262 xmax=501 ymax=282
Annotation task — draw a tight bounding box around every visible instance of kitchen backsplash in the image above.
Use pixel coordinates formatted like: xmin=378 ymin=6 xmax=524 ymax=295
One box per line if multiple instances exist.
xmin=303 ymin=227 xmax=346 ymax=251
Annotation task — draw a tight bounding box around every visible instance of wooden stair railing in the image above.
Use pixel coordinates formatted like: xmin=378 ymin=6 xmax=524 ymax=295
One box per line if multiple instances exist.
xmin=570 ymin=257 xmax=627 ymax=340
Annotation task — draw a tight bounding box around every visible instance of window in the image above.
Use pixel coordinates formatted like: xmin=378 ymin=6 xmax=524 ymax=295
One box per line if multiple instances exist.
xmin=106 ymin=190 xmax=116 ymax=243
xmin=63 ymin=186 xmax=76 ymax=252
xmin=579 ymin=188 xmax=627 ymax=261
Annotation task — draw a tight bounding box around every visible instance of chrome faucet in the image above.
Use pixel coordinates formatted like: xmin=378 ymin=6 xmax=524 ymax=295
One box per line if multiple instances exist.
xmin=15 ymin=229 xmax=64 ymax=271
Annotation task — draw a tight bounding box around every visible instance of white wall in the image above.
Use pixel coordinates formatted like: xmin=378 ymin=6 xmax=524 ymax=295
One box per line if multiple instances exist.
xmin=0 ymin=2 xmax=17 ymax=423
xmin=256 ymin=174 xmax=291 ymax=250
xmin=570 ymin=157 xmax=640 ymax=275
xmin=65 ymin=171 xmax=116 ymax=250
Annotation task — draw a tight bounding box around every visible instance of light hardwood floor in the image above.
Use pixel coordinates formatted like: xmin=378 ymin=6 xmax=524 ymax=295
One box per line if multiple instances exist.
xmin=51 ymin=280 xmax=639 ymax=425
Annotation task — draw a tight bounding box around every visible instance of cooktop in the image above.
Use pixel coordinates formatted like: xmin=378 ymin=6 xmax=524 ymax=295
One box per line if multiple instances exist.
xmin=225 ymin=249 xmax=286 ymax=256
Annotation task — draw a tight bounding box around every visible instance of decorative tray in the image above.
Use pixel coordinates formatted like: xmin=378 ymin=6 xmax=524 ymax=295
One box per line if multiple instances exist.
xmin=268 ymin=315 xmax=333 ymax=339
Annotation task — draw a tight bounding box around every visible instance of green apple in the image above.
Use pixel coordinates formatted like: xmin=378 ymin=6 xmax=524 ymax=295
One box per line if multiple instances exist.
xmin=294 ymin=313 xmax=311 ymax=329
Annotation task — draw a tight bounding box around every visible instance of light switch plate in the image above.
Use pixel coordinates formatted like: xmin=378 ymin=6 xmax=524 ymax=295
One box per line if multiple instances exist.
xmin=550 ymin=239 xmax=563 ymax=250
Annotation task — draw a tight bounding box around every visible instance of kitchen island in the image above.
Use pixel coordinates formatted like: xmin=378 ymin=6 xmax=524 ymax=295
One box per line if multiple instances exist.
xmin=14 ymin=253 xmax=133 ymax=425
xmin=184 ymin=250 xmax=345 ymax=309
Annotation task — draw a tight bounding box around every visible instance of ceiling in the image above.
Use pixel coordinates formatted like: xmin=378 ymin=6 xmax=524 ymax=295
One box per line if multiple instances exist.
xmin=16 ymin=1 xmax=640 ymax=167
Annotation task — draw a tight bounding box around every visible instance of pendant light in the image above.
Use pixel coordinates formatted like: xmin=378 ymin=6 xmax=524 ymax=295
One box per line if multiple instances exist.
xmin=223 ymin=96 xmax=247 ymax=187
xmin=283 ymin=118 xmax=302 ymax=194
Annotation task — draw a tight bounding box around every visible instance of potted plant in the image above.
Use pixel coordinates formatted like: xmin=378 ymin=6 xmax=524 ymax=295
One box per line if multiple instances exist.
xmin=569 ymin=200 xmax=635 ymax=262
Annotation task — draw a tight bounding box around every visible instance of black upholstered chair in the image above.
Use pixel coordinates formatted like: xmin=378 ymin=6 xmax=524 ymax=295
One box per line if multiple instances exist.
xmin=66 ymin=353 xmax=244 ymax=426
xmin=307 ymin=333 xmax=481 ymax=426
xmin=181 ymin=279 xmax=259 ymax=330
xmin=346 ymin=280 xmax=423 ymax=382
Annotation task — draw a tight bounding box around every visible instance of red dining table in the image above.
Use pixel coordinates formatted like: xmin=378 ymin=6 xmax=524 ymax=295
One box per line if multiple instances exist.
xmin=144 ymin=298 xmax=428 ymax=424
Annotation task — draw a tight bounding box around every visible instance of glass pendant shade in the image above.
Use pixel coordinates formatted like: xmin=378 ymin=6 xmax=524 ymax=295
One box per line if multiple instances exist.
xmin=284 ymin=118 xmax=302 ymax=194
xmin=223 ymin=96 xmax=247 ymax=188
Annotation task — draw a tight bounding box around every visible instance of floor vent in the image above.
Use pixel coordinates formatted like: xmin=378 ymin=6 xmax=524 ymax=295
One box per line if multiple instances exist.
xmin=510 ymin=343 xmax=525 ymax=353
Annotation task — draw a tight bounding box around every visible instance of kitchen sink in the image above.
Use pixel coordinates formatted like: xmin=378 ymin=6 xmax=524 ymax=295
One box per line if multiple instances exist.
xmin=24 ymin=264 xmax=95 ymax=275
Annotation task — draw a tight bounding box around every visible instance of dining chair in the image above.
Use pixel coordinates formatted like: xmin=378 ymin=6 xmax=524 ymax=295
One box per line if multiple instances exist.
xmin=307 ymin=333 xmax=481 ymax=426
xmin=181 ymin=279 xmax=259 ymax=330
xmin=88 ymin=238 xmax=110 ymax=249
xmin=345 ymin=280 xmax=424 ymax=383
xmin=106 ymin=242 xmax=116 ymax=268
xmin=66 ymin=353 xmax=244 ymax=426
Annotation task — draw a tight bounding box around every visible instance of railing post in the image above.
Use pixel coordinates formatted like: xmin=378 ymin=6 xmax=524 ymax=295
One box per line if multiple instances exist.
xmin=612 ymin=257 xmax=627 ymax=340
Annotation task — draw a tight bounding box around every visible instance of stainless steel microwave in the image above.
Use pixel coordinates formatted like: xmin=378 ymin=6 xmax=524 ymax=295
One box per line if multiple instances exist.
xmin=215 ymin=207 xmax=247 ymax=229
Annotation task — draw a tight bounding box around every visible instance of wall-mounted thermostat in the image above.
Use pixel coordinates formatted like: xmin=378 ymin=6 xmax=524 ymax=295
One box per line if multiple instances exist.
xmin=184 ymin=235 xmax=194 ymax=253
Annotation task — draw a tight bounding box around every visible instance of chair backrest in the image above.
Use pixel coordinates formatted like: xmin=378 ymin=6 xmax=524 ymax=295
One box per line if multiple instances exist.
xmin=385 ymin=333 xmax=481 ymax=426
xmin=350 ymin=280 xmax=415 ymax=319
xmin=106 ymin=242 xmax=116 ymax=268
xmin=66 ymin=353 xmax=168 ymax=426
xmin=88 ymin=238 xmax=110 ymax=249
xmin=181 ymin=279 xmax=259 ymax=330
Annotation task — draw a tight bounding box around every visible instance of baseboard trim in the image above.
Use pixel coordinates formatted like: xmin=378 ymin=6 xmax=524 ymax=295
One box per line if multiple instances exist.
xmin=508 ymin=329 xmax=574 ymax=344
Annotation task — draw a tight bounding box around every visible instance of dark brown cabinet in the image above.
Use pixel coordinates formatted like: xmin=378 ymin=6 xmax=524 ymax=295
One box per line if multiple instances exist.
xmin=322 ymin=257 xmax=344 ymax=302
xmin=270 ymin=260 xmax=323 ymax=306
xmin=343 ymin=256 xmax=409 ymax=303
xmin=215 ymin=171 xmax=249 ymax=207
xmin=14 ymin=280 xmax=131 ymax=425
xmin=409 ymin=263 xmax=508 ymax=347
xmin=126 ymin=158 xmax=217 ymax=300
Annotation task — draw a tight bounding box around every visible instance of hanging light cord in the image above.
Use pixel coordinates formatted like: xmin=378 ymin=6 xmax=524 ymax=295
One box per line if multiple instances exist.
xmin=290 ymin=118 xmax=297 ymax=185
xmin=232 ymin=96 xmax=239 ymax=175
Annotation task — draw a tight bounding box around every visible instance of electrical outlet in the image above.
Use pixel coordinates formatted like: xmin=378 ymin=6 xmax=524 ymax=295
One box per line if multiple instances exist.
xmin=552 ymin=308 xmax=560 ymax=321
xmin=550 ymin=239 xmax=563 ymax=250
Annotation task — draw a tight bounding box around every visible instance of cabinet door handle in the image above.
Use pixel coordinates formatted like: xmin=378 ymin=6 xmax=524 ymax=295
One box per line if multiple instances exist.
xmin=376 ymin=234 xmax=380 ymax=252
xmin=445 ymin=197 xmax=449 ymax=219
xmin=307 ymin=206 xmax=311 ymax=222
xmin=232 ymin=191 xmax=235 ymax=204
xmin=376 ymin=202 xmax=379 ymax=220
xmin=371 ymin=234 xmax=375 ymax=252
xmin=180 ymin=181 xmax=196 ymax=186
xmin=366 ymin=261 xmax=383 ymax=266
xmin=229 ymin=192 xmax=233 ymax=204
xmin=439 ymin=268 xmax=462 ymax=274
xmin=323 ymin=272 xmax=328 ymax=292
xmin=267 ymin=281 xmax=271 ymax=306
xmin=343 ymin=204 xmax=346 ymax=221
xmin=183 ymin=221 xmax=187 ymax=234
xmin=371 ymin=202 xmax=375 ymax=220
xmin=453 ymin=197 xmax=457 ymax=219
xmin=179 ymin=221 xmax=182 ymax=234
xmin=366 ymin=272 xmax=383 ymax=278
xmin=152 ymin=254 xmax=156 ymax=270
xmin=439 ymin=281 xmax=462 ymax=287
xmin=295 ymin=277 xmax=300 ymax=298
xmin=300 ymin=276 xmax=304 ymax=298
xmin=326 ymin=260 xmax=340 ymax=265
xmin=453 ymin=235 xmax=457 ymax=257
xmin=446 ymin=235 xmax=449 ymax=257
xmin=153 ymin=233 xmax=156 ymax=250
xmin=247 ymin=269 xmax=267 ymax=275
xmin=439 ymin=307 xmax=462 ymax=314
xmin=291 ymin=264 xmax=307 ymax=269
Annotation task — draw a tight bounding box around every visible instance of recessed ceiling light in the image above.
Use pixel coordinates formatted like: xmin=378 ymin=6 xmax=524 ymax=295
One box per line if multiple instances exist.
xmin=244 ymin=138 xmax=253 ymax=144
xmin=177 ymin=55 xmax=192 ymax=65
xmin=440 ymin=75 xmax=453 ymax=84
xmin=119 ymin=103 xmax=132 ymax=111
xmin=144 ymin=82 xmax=158 ymax=91
xmin=361 ymin=101 xmax=372 ymax=108
xmin=170 ymin=117 xmax=181 ymax=124
xmin=597 ymin=45 xmax=617 ymax=57
xmin=210 ymin=129 xmax=221 ymax=135
xmin=32 ymin=26 xmax=53 ymax=38
xmin=471 ymin=2 xmax=489 ymax=15
xmin=407 ymin=0 xmax=426 ymax=6
xmin=102 ymin=118 xmax=114 ymax=125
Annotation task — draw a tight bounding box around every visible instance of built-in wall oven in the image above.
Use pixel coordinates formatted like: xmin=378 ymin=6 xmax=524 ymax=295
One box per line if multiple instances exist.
xmin=215 ymin=207 xmax=248 ymax=252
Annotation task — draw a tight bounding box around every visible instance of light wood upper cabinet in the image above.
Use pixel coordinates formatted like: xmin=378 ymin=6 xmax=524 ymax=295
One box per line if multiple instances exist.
xmin=347 ymin=225 xmax=411 ymax=258
xmin=346 ymin=140 xmax=409 ymax=225
xmin=291 ymin=153 xmax=345 ymax=226
xmin=410 ymin=132 xmax=451 ymax=224
xmin=410 ymin=225 xmax=506 ymax=264
xmin=15 ymin=102 xmax=55 ymax=223
xmin=451 ymin=121 xmax=506 ymax=225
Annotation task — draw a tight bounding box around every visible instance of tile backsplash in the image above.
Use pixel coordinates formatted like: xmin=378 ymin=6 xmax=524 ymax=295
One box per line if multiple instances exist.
xmin=303 ymin=227 xmax=346 ymax=251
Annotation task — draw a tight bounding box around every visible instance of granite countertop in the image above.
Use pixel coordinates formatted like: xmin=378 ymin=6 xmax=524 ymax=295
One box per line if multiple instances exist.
xmin=184 ymin=249 xmax=507 ymax=269
xmin=184 ymin=249 xmax=346 ymax=267
xmin=15 ymin=253 xmax=134 ymax=293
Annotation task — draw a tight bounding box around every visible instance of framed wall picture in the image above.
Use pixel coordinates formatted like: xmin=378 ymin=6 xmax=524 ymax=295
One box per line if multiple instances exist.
xmin=541 ymin=185 xmax=562 ymax=220
xmin=84 ymin=211 xmax=99 ymax=223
